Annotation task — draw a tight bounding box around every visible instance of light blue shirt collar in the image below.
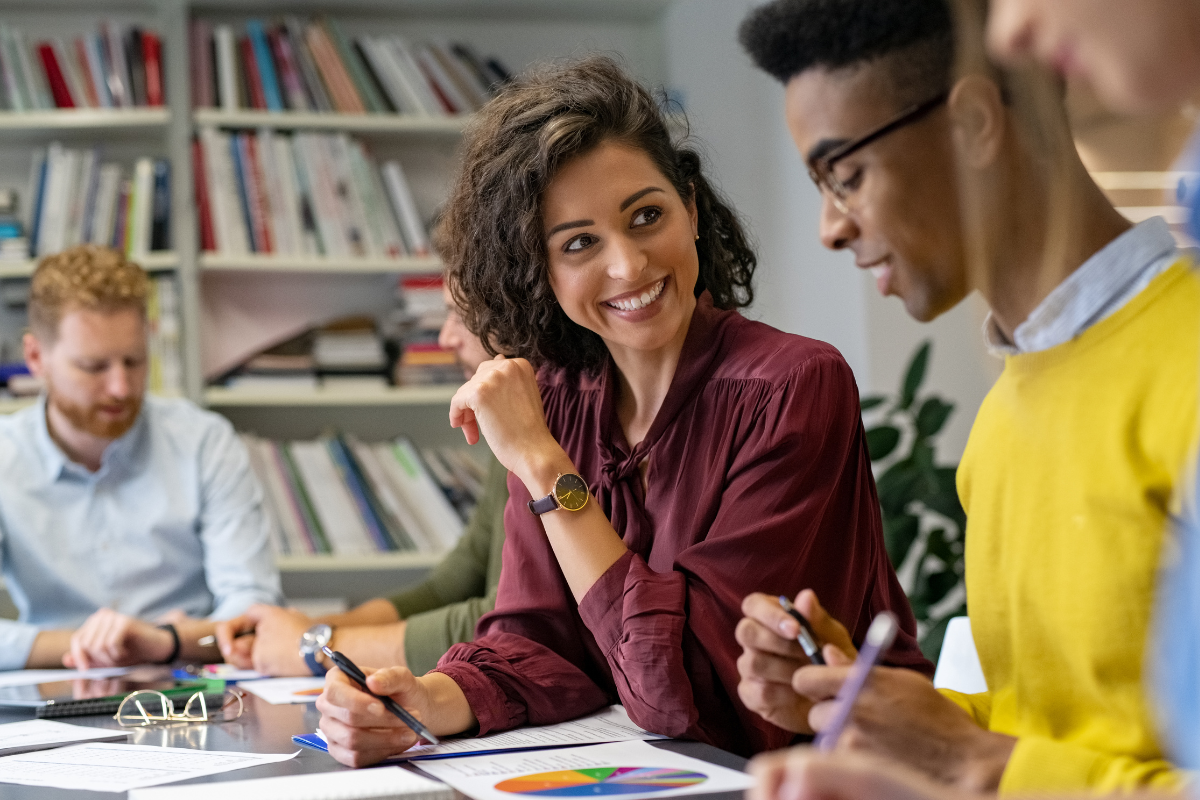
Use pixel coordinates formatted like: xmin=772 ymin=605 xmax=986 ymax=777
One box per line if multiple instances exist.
xmin=984 ymin=216 xmax=1182 ymax=356
xmin=31 ymin=395 xmax=149 ymax=484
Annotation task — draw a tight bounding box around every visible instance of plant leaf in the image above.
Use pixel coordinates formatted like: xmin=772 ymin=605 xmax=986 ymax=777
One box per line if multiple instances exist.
xmin=877 ymin=459 xmax=921 ymax=517
xmin=866 ymin=425 xmax=901 ymax=461
xmin=916 ymin=397 xmax=954 ymax=438
xmin=883 ymin=513 xmax=920 ymax=568
xmin=899 ymin=341 xmax=931 ymax=410
xmin=860 ymin=395 xmax=887 ymax=412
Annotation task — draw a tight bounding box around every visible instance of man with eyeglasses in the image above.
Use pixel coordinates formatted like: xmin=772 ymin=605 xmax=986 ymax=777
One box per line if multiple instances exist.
xmin=732 ymin=0 xmax=1198 ymax=793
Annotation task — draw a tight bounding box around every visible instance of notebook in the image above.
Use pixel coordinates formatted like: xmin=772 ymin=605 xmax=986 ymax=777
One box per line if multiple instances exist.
xmin=127 ymin=765 xmax=454 ymax=800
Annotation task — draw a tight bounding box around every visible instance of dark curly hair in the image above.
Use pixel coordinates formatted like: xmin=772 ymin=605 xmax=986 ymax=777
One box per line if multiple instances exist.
xmin=438 ymin=55 xmax=757 ymax=375
xmin=739 ymin=0 xmax=955 ymax=107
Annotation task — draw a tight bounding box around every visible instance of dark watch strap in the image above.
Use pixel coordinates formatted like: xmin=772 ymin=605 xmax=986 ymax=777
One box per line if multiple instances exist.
xmin=156 ymin=623 xmax=181 ymax=664
xmin=528 ymin=492 xmax=559 ymax=515
xmin=304 ymin=650 xmax=328 ymax=677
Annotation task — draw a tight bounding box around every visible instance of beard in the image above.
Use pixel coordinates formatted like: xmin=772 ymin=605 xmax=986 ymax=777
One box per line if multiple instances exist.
xmin=46 ymin=383 xmax=143 ymax=440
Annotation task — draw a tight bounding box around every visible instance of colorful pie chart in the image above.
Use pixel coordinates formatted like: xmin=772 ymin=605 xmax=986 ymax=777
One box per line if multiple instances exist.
xmin=495 ymin=767 xmax=709 ymax=797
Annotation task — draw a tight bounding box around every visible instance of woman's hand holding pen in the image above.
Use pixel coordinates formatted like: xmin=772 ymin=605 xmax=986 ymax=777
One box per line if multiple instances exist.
xmin=735 ymin=589 xmax=857 ymax=733
xmin=317 ymin=664 xmax=476 ymax=768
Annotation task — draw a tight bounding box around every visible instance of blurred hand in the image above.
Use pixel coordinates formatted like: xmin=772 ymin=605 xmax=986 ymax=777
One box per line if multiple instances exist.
xmin=62 ymin=608 xmax=174 ymax=670
xmin=216 ymin=604 xmax=313 ymax=676
xmin=317 ymin=666 xmax=473 ymax=768
xmin=736 ymin=589 xmax=857 ymax=733
xmin=749 ymin=746 xmax=975 ymax=800
xmin=448 ymin=355 xmax=563 ymax=480
xmin=791 ymin=644 xmax=1015 ymax=790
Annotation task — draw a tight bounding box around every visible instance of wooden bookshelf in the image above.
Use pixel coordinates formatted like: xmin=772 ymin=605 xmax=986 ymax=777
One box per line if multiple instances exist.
xmin=0 ymin=108 xmax=170 ymax=133
xmin=0 ymin=251 xmax=180 ymax=279
xmin=193 ymin=109 xmax=469 ymax=135
xmin=205 ymin=385 xmax=459 ymax=407
xmin=199 ymin=253 xmax=441 ymax=273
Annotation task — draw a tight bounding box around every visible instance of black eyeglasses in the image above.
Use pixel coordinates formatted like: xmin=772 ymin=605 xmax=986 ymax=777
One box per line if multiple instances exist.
xmin=807 ymin=91 xmax=950 ymax=213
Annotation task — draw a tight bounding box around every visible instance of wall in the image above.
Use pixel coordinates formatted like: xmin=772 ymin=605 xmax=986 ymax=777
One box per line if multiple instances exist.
xmin=660 ymin=0 xmax=998 ymax=461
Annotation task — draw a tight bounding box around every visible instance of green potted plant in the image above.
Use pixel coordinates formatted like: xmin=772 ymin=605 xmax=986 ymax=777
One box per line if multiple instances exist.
xmin=863 ymin=341 xmax=966 ymax=659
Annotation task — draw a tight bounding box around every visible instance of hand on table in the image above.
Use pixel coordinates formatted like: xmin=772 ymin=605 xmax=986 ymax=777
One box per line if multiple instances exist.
xmin=215 ymin=604 xmax=313 ymax=676
xmin=736 ymin=589 xmax=857 ymax=734
xmin=317 ymin=665 xmax=475 ymax=768
xmin=62 ymin=608 xmax=174 ymax=670
xmin=749 ymin=746 xmax=975 ymax=800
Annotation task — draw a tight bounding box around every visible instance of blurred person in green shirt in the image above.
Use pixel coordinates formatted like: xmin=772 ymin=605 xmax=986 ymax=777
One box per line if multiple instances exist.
xmin=215 ymin=288 xmax=507 ymax=677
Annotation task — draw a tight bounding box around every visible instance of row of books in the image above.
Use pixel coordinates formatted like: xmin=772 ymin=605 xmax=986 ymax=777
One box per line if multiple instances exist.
xmin=242 ymin=433 xmax=485 ymax=557
xmin=224 ymin=317 xmax=389 ymax=393
xmin=193 ymin=127 xmax=427 ymax=258
xmin=0 ymin=23 xmax=164 ymax=111
xmin=28 ymin=144 xmax=170 ymax=259
xmin=191 ymin=17 xmax=509 ymax=116
xmin=393 ymin=275 xmax=462 ymax=387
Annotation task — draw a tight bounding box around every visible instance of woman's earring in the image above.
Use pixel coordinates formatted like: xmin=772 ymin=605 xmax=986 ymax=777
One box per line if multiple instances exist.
xmin=694 ymin=233 xmax=699 ymax=241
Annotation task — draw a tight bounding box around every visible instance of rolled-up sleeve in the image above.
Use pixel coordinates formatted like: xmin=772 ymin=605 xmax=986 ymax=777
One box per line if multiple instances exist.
xmin=197 ymin=420 xmax=282 ymax=618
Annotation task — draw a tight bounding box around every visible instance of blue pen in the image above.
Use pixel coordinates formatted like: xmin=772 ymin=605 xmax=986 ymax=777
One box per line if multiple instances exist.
xmin=813 ymin=611 xmax=899 ymax=752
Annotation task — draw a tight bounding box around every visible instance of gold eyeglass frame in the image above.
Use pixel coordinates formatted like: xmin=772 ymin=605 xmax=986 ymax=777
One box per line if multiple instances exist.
xmin=113 ymin=688 xmax=246 ymax=727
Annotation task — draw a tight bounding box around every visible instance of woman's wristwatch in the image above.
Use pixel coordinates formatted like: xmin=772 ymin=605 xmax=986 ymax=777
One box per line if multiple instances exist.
xmin=528 ymin=473 xmax=590 ymax=515
xmin=299 ymin=623 xmax=334 ymax=676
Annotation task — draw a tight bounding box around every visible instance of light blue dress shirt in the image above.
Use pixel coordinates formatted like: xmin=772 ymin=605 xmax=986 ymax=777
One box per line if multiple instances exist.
xmin=0 ymin=396 xmax=282 ymax=670
xmin=982 ymin=216 xmax=1182 ymax=355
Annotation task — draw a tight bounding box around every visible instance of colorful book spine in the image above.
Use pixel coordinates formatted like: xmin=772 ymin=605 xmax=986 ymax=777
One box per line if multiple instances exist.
xmin=326 ymin=438 xmax=393 ymax=552
xmin=37 ymin=44 xmax=75 ymax=108
xmin=142 ymin=31 xmax=163 ymax=106
xmin=193 ymin=138 xmax=216 ymax=251
xmin=246 ymin=20 xmax=283 ymax=112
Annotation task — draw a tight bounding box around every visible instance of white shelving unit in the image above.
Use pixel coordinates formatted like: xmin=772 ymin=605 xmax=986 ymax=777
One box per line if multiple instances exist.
xmin=193 ymin=109 xmax=468 ymax=135
xmin=199 ymin=254 xmax=442 ymax=274
xmin=0 ymin=0 xmax=676 ymax=603
xmin=205 ymin=384 xmax=457 ymax=407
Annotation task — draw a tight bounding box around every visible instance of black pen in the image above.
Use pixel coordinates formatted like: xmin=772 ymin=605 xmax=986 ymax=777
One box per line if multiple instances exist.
xmin=778 ymin=595 xmax=826 ymax=666
xmin=321 ymin=645 xmax=441 ymax=745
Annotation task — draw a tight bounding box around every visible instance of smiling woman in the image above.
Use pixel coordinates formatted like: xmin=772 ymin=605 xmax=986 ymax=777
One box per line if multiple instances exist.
xmin=314 ymin=55 xmax=931 ymax=769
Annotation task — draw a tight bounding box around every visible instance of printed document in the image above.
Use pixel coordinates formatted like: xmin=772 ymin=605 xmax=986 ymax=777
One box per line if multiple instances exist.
xmin=0 ymin=742 xmax=298 ymax=792
xmin=401 ymin=705 xmax=667 ymax=760
xmin=0 ymin=719 xmax=127 ymax=756
xmin=241 ymin=676 xmax=326 ymax=704
xmin=416 ymin=740 xmax=752 ymax=800
xmin=129 ymin=765 xmax=453 ymax=800
xmin=0 ymin=667 xmax=131 ymax=689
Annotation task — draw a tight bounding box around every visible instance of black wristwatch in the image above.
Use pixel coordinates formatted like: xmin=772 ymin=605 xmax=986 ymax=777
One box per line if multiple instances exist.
xmin=528 ymin=473 xmax=590 ymax=515
xmin=299 ymin=624 xmax=333 ymax=676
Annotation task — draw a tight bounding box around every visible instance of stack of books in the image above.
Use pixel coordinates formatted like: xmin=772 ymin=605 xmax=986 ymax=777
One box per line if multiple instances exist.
xmin=0 ymin=22 xmax=164 ymax=111
xmin=28 ymin=144 xmax=170 ymax=259
xmin=0 ymin=188 xmax=25 ymax=263
xmin=190 ymin=17 xmax=509 ymax=116
xmin=222 ymin=317 xmax=395 ymax=393
xmin=393 ymin=275 xmax=463 ymax=387
xmin=193 ymin=128 xmax=428 ymax=258
xmin=241 ymin=433 xmax=488 ymax=557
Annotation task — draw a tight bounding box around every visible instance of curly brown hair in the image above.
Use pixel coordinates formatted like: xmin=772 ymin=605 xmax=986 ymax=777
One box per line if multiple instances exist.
xmin=29 ymin=245 xmax=148 ymax=342
xmin=438 ymin=55 xmax=757 ymax=374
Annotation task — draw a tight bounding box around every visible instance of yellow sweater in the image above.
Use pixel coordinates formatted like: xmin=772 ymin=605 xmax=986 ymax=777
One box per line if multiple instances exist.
xmin=950 ymin=261 xmax=1200 ymax=793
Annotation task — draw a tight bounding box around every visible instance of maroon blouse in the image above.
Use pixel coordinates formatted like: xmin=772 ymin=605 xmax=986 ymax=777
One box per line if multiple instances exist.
xmin=435 ymin=293 xmax=932 ymax=756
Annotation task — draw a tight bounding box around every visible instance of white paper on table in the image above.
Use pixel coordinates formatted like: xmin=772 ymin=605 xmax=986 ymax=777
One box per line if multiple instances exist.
xmin=0 ymin=719 xmax=128 ymax=756
xmin=416 ymin=740 xmax=752 ymax=800
xmin=241 ymin=676 xmax=326 ymax=704
xmin=129 ymin=765 xmax=454 ymax=800
xmin=0 ymin=742 xmax=298 ymax=792
xmin=0 ymin=667 xmax=132 ymax=689
xmin=397 ymin=705 xmax=667 ymax=761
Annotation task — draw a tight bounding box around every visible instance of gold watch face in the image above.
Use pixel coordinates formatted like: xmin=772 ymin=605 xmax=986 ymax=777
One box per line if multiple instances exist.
xmin=554 ymin=473 xmax=589 ymax=512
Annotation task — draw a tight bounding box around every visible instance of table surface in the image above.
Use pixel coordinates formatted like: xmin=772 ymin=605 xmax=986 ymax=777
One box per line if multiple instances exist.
xmin=0 ymin=690 xmax=749 ymax=799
